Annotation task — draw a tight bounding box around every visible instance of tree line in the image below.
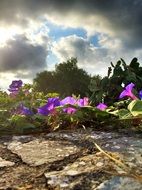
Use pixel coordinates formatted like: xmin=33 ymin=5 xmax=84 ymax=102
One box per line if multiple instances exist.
xmin=33 ymin=57 xmax=142 ymax=105
xmin=33 ymin=57 xmax=101 ymax=97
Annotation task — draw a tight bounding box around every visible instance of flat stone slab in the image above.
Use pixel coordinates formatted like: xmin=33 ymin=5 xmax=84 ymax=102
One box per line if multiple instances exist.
xmin=8 ymin=139 xmax=80 ymax=166
xmin=0 ymin=157 xmax=15 ymax=167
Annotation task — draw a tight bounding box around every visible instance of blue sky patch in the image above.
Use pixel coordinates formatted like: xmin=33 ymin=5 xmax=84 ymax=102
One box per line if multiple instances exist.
xmin=45 ymin=20 xmax=86 ymax=40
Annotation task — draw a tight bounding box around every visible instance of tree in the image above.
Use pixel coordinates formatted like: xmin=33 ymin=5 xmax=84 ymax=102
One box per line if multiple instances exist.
xmin=33 ymin=58 xmax=91 ymax=97
xmin=34 ymin=71 xmax=56 ymax=93
xmin=54 ymin=58 xmax=91 ymax=97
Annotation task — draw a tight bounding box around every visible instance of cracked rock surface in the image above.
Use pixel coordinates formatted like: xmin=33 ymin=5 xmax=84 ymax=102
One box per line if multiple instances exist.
xmin=0 ymin=157 xmax=15 ymax=168
xmin=0 ymin=129 xmax=142 ymax=189
xmin=8 ymin=139 xmax=80 ymax=166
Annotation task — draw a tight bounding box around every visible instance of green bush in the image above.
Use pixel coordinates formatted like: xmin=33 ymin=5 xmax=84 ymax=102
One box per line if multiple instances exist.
xmin=89 ymin=58 xmax=142 ymax=105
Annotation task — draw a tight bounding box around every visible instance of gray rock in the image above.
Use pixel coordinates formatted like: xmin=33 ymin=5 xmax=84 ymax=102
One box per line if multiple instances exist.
xmin=44 ymin=153 xmax=111 ymax=189
xmin=2 ymin=129 xmax=142 ymax=189
xmin=8 ymin=139 xmax=80 ymax=166
xmin=96 ymin=176 xmax=142 ymax=190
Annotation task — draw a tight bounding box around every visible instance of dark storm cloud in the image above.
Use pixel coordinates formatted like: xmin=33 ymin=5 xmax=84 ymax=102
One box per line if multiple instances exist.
xmin=0 ymin=35 xmax=47 ymax=72
xmin=39 ymin=0 xmax=142 ymax=49
xmin=0 ymin=0 xmax=142 ymax=48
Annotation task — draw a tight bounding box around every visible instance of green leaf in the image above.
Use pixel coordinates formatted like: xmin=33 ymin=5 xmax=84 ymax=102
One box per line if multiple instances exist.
xmin=8 ymin=115 xmax=37 ymax=134
xmin=70 ymin=117 xmax=74 ymax=122
xmin=109 ymin=109 xmax=131 ymax=119
xmin=128 ymin=100 xmax=142 ymax=116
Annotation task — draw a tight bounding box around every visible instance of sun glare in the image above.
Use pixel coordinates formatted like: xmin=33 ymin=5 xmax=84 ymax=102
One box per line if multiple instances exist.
xmin=0 ymin=27 xmax=21 ymax=47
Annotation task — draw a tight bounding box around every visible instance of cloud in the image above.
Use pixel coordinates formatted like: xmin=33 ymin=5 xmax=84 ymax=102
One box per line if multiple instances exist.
xmin=0 ymin=35 xmax=48 ymax=76
xmin=0 ymin=0 xmax=142 ymax=90
xmin=0 ymin=1 xmax=142 ymax=49
xmin=52 ymin=35 xmax=110 ymax=75
xmin=52 ymin=35 xmax=142 ymax=76
xmin=45 ymin=0 xmax=142 ymax=49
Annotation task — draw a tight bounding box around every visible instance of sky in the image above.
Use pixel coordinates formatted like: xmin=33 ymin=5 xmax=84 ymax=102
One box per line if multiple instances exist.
xmin=0 ymin=0 xmax=142 ymax=90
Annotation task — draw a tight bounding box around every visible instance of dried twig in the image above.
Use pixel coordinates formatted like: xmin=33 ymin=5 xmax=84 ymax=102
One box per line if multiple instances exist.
xmin=94 ymin=142 xmax=142 ymax=182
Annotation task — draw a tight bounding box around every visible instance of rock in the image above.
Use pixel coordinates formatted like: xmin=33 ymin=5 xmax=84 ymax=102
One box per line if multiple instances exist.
xmin=44 ymin=153 xmax=113 ymax=189
xmin=96 ymin=162 xmax=104 ymax=167
xmin=0 ymin=157 xmax=15 ymax=167
xmin=0 ymin=129 xmax=142 ymax=189
xmin=96 ymin=176 xmax=142 ymax=190
xmin=8 ymin=139 xmax=80 ymax=166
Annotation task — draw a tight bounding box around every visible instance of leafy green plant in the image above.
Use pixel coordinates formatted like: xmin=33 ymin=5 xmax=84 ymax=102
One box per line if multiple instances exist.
xmin=128 ymin=100 xmax=142 ymax=116
xmin=89 ymin=58 xmax=142 ymax=105
xmin=1 ymin=65 xmax=142 ymax=136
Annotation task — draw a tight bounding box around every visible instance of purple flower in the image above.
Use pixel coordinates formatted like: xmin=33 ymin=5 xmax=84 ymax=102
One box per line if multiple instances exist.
xmin=37 ymin=104 xmax=50 ymax=116
xmin=9 ymin=80 xmax=23 ymax=89
xmin=8 ymin=80 xmax=23 ymax=96
xmin=60 ymin=96 xmax=89 ymax=114
xmin=20 ymin=106 xmax=33 ymax=115
xmin=60 ymin=96 xmax=77 ymax=114
xmin=38 ymin=97 xmax=60 ymax=116
xmin=119 ymin=83 xmax=138 ymax=100
xmin=13 ymin=104 xmax=33 ymax=116
xmin=65 ymin=107 xmax=77 ymax=114
xmin=96 ymin=103 xmax=107 ymax=111
xmin=139 ymin=90 xmax=142 ymax=99
xmin=47 ymin=97 xmax=60 ymax=108
xmin=77 ymin=97 xmax=89 ymax=107
xmin=60 ymin=96 xmax=77 ymax=105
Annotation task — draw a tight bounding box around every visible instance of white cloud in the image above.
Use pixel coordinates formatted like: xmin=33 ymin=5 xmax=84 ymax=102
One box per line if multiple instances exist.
xmin=24 ymin=20 xmax=50 ymax=46
xmin=52 ymin=35 xmax=109 ymax=76
xmin=52 ymin=35 xmax=142 ymax=76
xmin=0 ymin=0 xmax=142 ymax=49
xmin=98 ymin=34 xmax=122 ymax=49
xmin=0 ymin=0 xmax=142 ymax=89
xmin=45 ymin=13 xmax=113 ymax=38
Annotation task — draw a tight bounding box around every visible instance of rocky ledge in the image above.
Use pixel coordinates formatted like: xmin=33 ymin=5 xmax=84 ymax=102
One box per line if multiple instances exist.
xmin=0 ymin=128 xmax=142 ymax=190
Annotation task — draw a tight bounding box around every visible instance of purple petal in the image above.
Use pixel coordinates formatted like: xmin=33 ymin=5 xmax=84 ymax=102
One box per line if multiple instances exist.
xmin=8 ymin=80 xmax=23 ymax=96
xmin=37 ymin=104 xmax=50 ymax=116
xmin=47 ymin=97 xmax=60 ymax=107
xmin=64 ymin=107 xmax=77 ymax=114
xmin=96 ymin=103 xmax=107 ymax=111
xmin=119 ymin=90 xmax=129 ymax=99
xmin=119 ymin=83 xmax=137 ymax=99
xmin=139 ymin=90 xmax=142 ymax=99
xmin=60 ymin=97 xmax=77 ymax=105
xmin=21 ymin=106 xmax=33 ymax=115
xmin=14 ymin=104 xmax=33 ymax=116
xmin=125 ymin=83 xmax=135 ymax=92
xmin=77 ymin=97 xmax=89 ymax=107
xmin=8 ymin=88 xmax=19 ymax=92
xmin=9 ymin=80 xmax=23 ymax=89
xmin=37 ymin=97 xmax=60 ymax=116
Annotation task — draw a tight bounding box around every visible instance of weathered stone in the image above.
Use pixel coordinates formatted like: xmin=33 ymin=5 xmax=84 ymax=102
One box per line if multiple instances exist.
xmin=0 ymin=129 xmax=142 ymax=189
xmin=96 ymin=176 xmax=142 ymax=190
xmin=8 ymin=139 xmax=80 ymax=166
xmin=96 ymin=162 xmax=104 ymax=167
xmin=44 ymin=153 xmax=113 ymax=189
xmin=0 ymin=157 xmax=15 ymax=167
